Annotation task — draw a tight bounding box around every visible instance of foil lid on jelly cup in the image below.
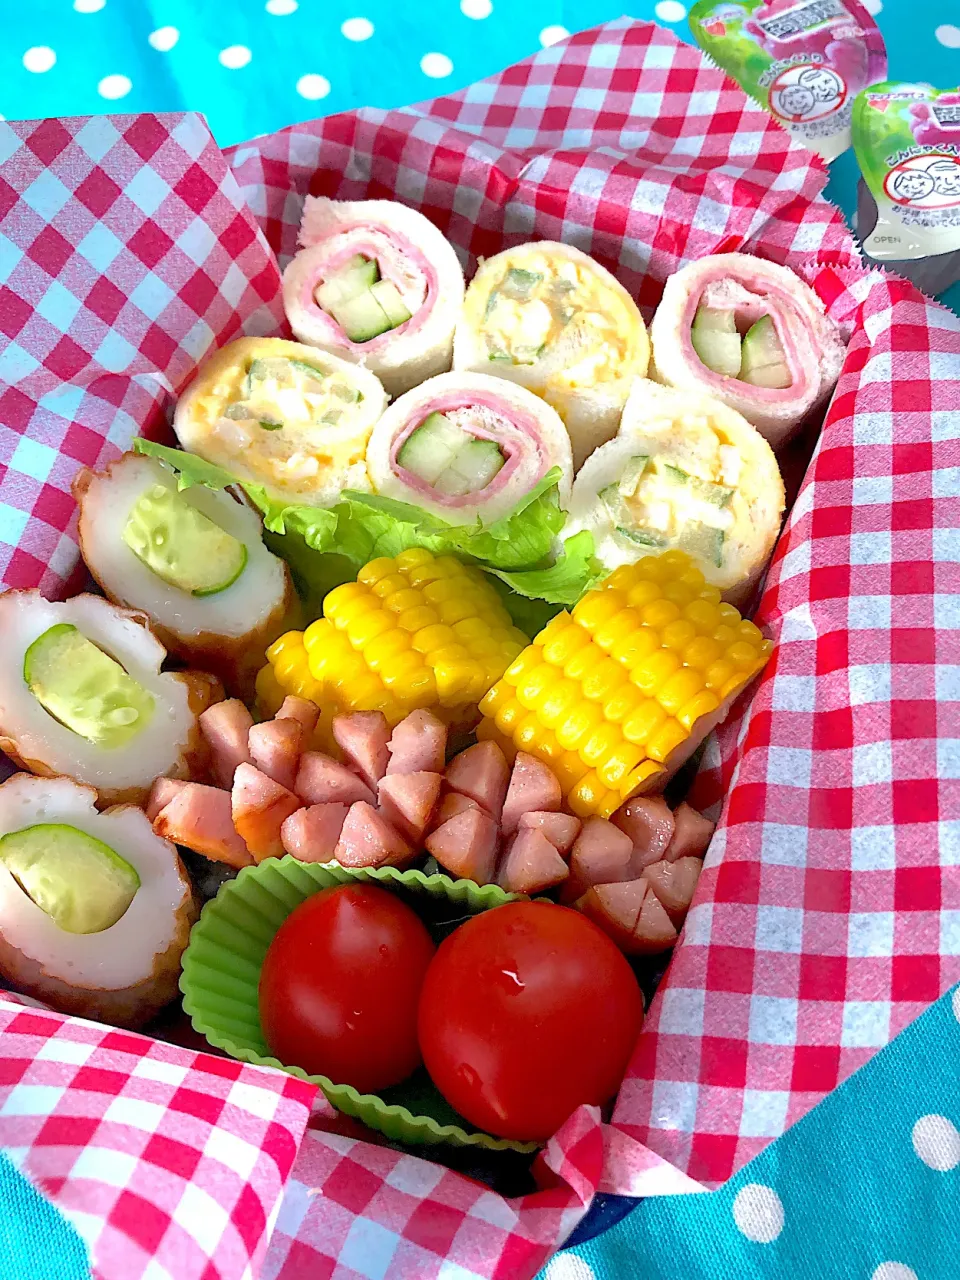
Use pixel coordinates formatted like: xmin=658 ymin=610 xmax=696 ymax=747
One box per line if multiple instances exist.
xmin=853 ymin=83 xmax=960 ymax=264
xmin=689 ymin=0 xmax=887 ymax=162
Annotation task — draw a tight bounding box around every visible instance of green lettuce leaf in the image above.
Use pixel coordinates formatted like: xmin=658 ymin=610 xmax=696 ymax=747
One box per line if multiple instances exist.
xmin=487 ymin=530 xmax=602 ymax=606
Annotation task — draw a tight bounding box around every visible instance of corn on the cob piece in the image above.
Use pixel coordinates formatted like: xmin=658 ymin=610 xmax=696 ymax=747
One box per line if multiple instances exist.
xmin=260 ymin=549 xmax=528 ymax=729
xmin=478 ymin=550 xmax=772 ymax=818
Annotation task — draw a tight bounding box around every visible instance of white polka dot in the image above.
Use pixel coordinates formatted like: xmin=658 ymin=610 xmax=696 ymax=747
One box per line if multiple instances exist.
xmin=148 ymin=26 xmax=179 ymax=52
xmin=266 ymin=0 xmax=298 ymax=12
xmin=97 ymin=74 xmax=131 ymax=100
xmin=912 ymin=1114 xmax=960 ymax=1171
xmin=871 ymin=1266 xmax=918 ymax=1280
xmin=539 ymin=25 xmax=570 ymax=47
xmin=341 ymin=17 xmax=374 ymax=40
xmin=543 ymin=1256 xmax=597 ymax=1280
xmin=655 ymin=0 xmax=687 ymax=20
xmin=73 ymin=0 xmax=105 ymax=12
xmin=23 ymin=47 xmax=57 ymax=74
xmin=219 ymin=45 xmax=252 ymax=69
xmin=420 ymin=52 xmax=453 ymax=78
xmin=732 ymin=1183 xmax=784 ymax=1244
xmin=953 ymin=986 xmax=960 ymax=1023
xmin=296 ymin=74 xmax=331 ymax=100
xmin=460 ymin=0 xmax=493 ymax=16
xmin=861 ymin=0 xmax=882 ymax=11
xmin=936 ymin=24 xmax=960 ymax=48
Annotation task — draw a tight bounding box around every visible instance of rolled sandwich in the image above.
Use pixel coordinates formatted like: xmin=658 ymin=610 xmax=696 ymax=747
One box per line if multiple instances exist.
xmin=174 ymin=337 xmax=387 ymax=506
xmin=282 ymin=197 xmax=465 ymax=397
xmin=0 ymin=592 xmax=213 ymax=805
xmin=365 ymin=371 xmax=573 ymax=525
xmin=74 ymin=453 xmax=297 ymax=698
xmin=649 ymin=254 xmax=846 ymax=448
xmin=454 ymin=242 xmax=650 ymax=469
xmin=564 ymin=381 xmax=784 ymax=604
xmin=0 ymin=774 xmax=196 ymax=1029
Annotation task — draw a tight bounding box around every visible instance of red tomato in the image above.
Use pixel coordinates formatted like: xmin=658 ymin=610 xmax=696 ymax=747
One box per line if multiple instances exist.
xmin=417 ymin=901 xmax=643 ymax=1143
xmin=259 ymin=883 xmax=435 ymax=1093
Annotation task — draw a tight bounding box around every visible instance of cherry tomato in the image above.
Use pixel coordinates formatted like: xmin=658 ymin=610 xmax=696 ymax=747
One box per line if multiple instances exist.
xmin=417 ymin=901 xmax=643 ymax=1143
xmin=259 ymin=883 xmax=435 ymax=1093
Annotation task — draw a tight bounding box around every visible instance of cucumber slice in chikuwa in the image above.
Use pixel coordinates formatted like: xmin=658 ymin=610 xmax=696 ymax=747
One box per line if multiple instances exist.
xmin=370 ymin=279 xmax=412 ymax=328
xmin=433 ymin=439 xmax=505 ymax=496
xmin=330 ymin=291 xmax=394 ymax=343
xmin=739 ymin=315 xmax=791 ymax=389
xmin=122 ymin=483 xmax=248 ymax=595
xmin=397 ymin=412 xmax=470 ymax=484
xmin=677 ymin=521 xmax=725 ymax=567
xmin=0 ymin=823 xmax=140 ymax=935
xmin=314 ymin=255 xmax=380 ymax=312
xmin=691 ymin=306 xmax=742 ymax=378
xmin=23 ymin=624 xmax=155 ymax=749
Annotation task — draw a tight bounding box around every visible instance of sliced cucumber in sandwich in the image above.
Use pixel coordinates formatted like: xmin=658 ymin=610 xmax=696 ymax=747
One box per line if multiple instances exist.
xmin=739 ymin=315 xmax=791 ymax=389
xmin=691 ymin=306 xmax=742 ymax=378
xmin=433 ymin=439 xmax=505 ymax=496
xmin=397 ymin=412 xmax=470 ymax=484
xmin=316 ymin=254 xmax=413 ymax=343
xmin=314 ymin=255 xmax=379 ymax=312
xmin=677 ymin=521 xmax=725 ymax=567
xmin=656 ymin=461 xmax=733 ymax=508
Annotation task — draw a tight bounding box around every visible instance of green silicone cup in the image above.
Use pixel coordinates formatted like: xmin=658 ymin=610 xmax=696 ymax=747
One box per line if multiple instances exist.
xmin=180 ymin=856 xmax=538 ymax=1153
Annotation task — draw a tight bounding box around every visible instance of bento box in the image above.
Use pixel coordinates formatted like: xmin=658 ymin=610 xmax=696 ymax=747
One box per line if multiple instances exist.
xmin=0 ymin=16 xmax=958 ymax=1280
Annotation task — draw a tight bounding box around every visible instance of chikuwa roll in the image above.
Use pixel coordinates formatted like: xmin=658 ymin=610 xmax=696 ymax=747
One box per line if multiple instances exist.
xmin=564 ymin=381 xmax=784 ymax=604
xmin=649 ymin=254 xmax=846 ymax=448
xmin=173 ymin=337 xmax=387 ymax=506
xmin=282 ymin=197 xmax=466 ymax=397
xmin=0 ymin=774 xmax=196 ymax=1029
xmin=74 ymin=452 xmax=297 ymax=698
xmin=365 ymin=371 xmax=573 ymax=524
xmin=0 ymin=592 xmax=211 ymax=805
xmin=453 ymin=242 xmax=649 ymax=468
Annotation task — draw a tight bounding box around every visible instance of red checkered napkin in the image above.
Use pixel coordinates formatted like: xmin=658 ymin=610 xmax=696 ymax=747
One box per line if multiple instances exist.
xmin=3 ymin=15 xmax=960 ymax=1280
xmin=0 ymin=994 xmax=315 ymax=1279
xmin=0 ymin=111 xmax=283 ymax=595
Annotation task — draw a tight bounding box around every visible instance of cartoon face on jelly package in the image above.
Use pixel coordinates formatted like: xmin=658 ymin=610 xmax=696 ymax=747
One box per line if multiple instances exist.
xmin=798 ymin=66 xmax=844 ymax=105
xmin=929 ymin=160 xmax=960 ymax=198
xmin=889 ymin=169 xmax=935 ymax=202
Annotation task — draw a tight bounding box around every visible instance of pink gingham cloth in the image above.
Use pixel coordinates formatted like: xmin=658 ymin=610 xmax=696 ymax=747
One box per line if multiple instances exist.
xmin=1 ymin=16 xmax=959 ymax=1279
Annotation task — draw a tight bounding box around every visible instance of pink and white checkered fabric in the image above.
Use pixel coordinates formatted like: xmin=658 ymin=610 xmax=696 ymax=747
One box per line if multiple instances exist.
xmin=0 ymin=995 xmax=315 ymax=1279
xmin=2 ymin=15 xmax=959 ymax=1280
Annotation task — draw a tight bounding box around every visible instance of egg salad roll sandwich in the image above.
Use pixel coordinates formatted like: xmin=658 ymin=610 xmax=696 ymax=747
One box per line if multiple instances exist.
xmin=0 ymin=774 xmax=196 ymax=1029
xmin=73 ymin=452 xmax=297 ymax=698
xmin=564 ymin=381 xmax=784 ymax=604
xmin=453 ymin=242 xmax=650 ymax=469
xmin=0 ymin=592 xmax=214 ymax=805
xmin=282 ymin=197 xmax=465 ymax=397
xmin=649 ymin=254 xmax=846 ymax=449
xmin=365 ymin=371 xmax=573 ymax=525
xmin=173 ymin=337 xmax=387 ymax=506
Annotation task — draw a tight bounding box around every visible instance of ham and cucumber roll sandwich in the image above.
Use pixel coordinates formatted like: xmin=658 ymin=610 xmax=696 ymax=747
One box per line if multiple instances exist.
xmin=282 ymin=198 xmax=466 ymax=396
xmin=565 ymin=381 xmax=784 ymax=605
xmin=365 ymin=371 xmax=573 ymax=523
xmin=173 ymin=337 xmax=387 ymax=506
xmin=0 ymin=774 xmax=196 ymax=1028
xmin=74 ymin=452 xmax=297 ymax=697
xmin=0 ymin=593 xmax=213 ymax=806
xmin=649 ymin=254 xmax=846 ymax=449
xmin=454 ymin=242 xmax=650 ymax=469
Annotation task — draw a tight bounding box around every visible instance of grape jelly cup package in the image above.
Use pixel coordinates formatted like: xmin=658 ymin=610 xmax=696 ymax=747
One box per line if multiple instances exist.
xmin=854 ymin=83 xmax=960 ymax=296
xmin=689 ymin=0 xmax=887 ymax=161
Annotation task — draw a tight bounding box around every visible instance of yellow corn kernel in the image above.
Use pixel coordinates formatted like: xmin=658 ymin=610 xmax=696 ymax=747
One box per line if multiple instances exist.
xmin=717 ymin=603 xmax=741 ymax=627
xmin=601 ymin=565 xmax=640 ymax=593
xmin=660 ymin=619 xmax=698 ymax=651
xmin=684 ymin=598 xmax=721 ymax=632
xmin=411 ymin=623 xmax=457 ymax=655
xmin=660 ymin=580 xmax=695 ymax=609
xmin=363 ymin=629 xmax=412 ymax=671
xmin=646 ymin=718 xmax=689 ymax=763
xmin=518 ymin=720 xmax=564 ymax=764
xmin=383 ymin=587 xmax=422 ymax=614
xmin=564 ymin=640 xmax=606 ymax=683
xmin=657 ymin=667 xmax=707 ymax=716
xmin=479 ymin=681 xmax=514 ymax=716
xmin=622 ymin=698 xmax=667 ymax=745
xmin=504 ymin=646 xmax=544 ymax=686
xmin=697 ymin=583 xmax=723 ymax=605
xmin=683 ymin=635 xmax=722 ymax=670
xmin=705 ymin=659 xmax=737 ymax=690
xmin=302 ymin=621 xmax=330 ymax=654
xmin=396 ymin=605 xmax=437 ymax=632
xmin=597 ymin=790 xmax=628 ymax=821
xmin=358 ymin=556 xmax=397 ymax=586
xmin=737 ymin=619 xmax=765 ymax=646
xmin=323 ymin=581 xmax=369 ymax=619
xmin=677 ymin=689 xmax=721 ymax=731
xmin=568 ymin=771 xmax=609 ymax=818
xmin=721 ymin=673 xmax=752 ymax=701
xmin=713 ymin=624 xmax=738 ymax=649
xmin=453 ymin=617 xmax=491 ymax=644
xmin=602 ymin=683 xmax=646 ymax=725
xmin=631 ymin=648 xmax=681 ymax=693
xmin=554 ymin=750 xmax=590 ymax=789
xmin=346 ymin=608 xmax=395 ymax=649
xmin=556 ymin=700 xmax=603 ymax=750
xmin=597 ymin=741 xmax=645 ymax=789
xmin=581 ymin=657 xmax=627 ymax=703
xmin=580 ymin=721 xmax=624 ymax=768
xmin=537 ymin=679 xmax=582 ymax=728
xmin=516 ymin=662 xmax=558 ymax=711
xmin=542 ymin=620 xmax=590 ymax=667
xmin=611 ymin=626 xmax=659 ymax=670
xmin=394 ymin=546 xmax=433 ymax=571
xmin=626 ymin=579 xmax=662 ymax=610
xmin=572 ymin=589 xmax=628 ymax=632
xmin=494 ymin=695 xmax=527 ymax=736
xmin=592 ymin=607 xmax=643 ymax=654
xmin=641 ymin=597 xmax=681 ymax=630
xmin=729 ymin=640 xmax=764 ymax=669
xmin=370 ymin=573 xmax=408 ymax=599
xmin=619 ymin=759 xmax=664 ymax=798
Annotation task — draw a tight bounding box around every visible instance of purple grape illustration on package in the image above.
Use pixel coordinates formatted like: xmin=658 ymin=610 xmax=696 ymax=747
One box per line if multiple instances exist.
xmin=689 ymin=0 xmax=887 ymax=161
xmin=853 ymin=83 xmax=960 ymax=290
